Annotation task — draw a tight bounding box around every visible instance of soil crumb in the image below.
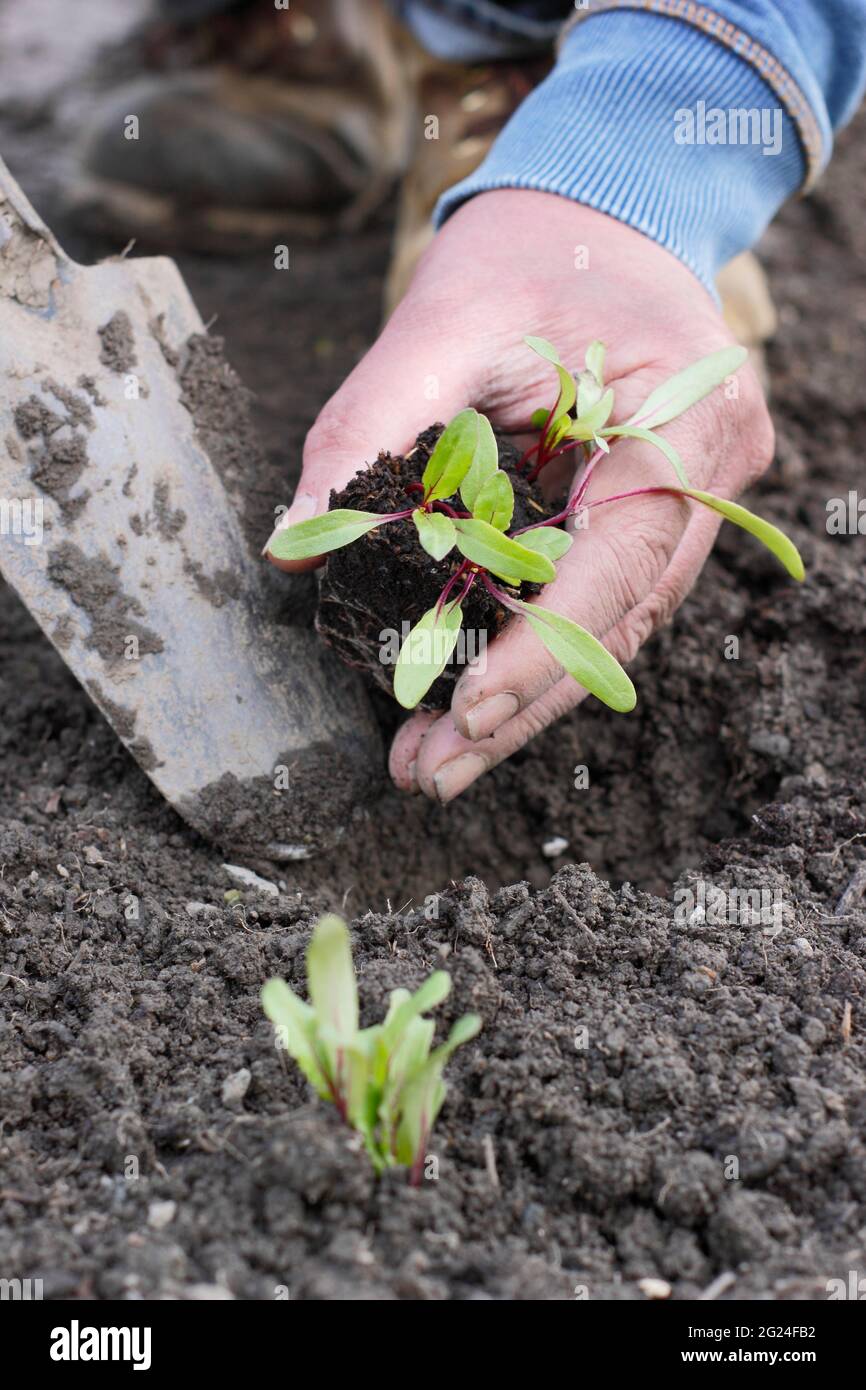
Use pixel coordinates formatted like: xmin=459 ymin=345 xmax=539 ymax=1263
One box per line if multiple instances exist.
xmin=98 ymin=309 xmax=137 ymax=374
xmin=149 ymin=312 xmax=180 ymax=368
xmin=176 ymin=332 xmax=268 ymax=556
xmin=29 ymin=434 xmax=90 ymax=516
xmin=15 ymin=392 xmax=90 ymax=517
xmin=47 ymin=540 xmax=164 ymax=663
xmin=182 ymin=559 xmax=241 ymax=608
xmin=153 ymin=479 xmax=186 ymax=540
xmin=180 ymin=736 xmax=379 ymax=860
xmin=43 ymin=379 xmax=94 ymax=430
xmin=87 ymin=679 xmax=160 ymax=772
xmin=51 ymin=613 xmax=74 ymax=648
xmin=14 ymin=394 xmax=64 ymax=439
xmin=77 ymin=373 xmax=108 ymax=408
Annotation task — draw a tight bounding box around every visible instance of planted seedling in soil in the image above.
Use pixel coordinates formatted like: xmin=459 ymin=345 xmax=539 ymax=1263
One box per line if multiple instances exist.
xmin=262 ymin=914 xmax=481 ymax=1183
xmin=270 ymin=338 xmax=804 ymax=712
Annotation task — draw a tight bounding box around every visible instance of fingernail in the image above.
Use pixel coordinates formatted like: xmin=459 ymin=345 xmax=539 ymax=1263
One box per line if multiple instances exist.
xmin=262 ymin=492 xmax=318 ymax=555
xmin=433 ymin=752 xmax=487 ymax=804
xmin=464 ymin=692 xmax=520 ymax=742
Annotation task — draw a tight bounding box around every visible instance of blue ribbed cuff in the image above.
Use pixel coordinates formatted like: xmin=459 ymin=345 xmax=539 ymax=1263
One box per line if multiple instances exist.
xmin=435 ymin=10 xmax=807 ymax=291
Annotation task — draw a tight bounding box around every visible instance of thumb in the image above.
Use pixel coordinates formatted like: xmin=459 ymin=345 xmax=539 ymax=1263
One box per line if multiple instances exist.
xmin=265 ymin=321 xmax=476 ymax=571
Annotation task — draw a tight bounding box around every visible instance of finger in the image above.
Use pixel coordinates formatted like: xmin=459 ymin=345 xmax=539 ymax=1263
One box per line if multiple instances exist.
xmin=413 ymin=677 xmax=583 ymax=802
xmin=265 ymin=316 xmax=479 ymax=570
xmin=450 ymin=406 xmax=727 ymax=742
xmin=389 ymin=709 xmax=442 ymax=792
xmin=449 ymin=465 xmax=683 ymax=741
xmin=409 ymin=498 xmax=726 ymax=802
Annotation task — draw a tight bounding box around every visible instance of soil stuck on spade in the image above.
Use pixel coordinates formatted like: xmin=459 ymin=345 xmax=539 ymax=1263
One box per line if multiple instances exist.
xmin=316 ymin=426 xmax=556 ymax=708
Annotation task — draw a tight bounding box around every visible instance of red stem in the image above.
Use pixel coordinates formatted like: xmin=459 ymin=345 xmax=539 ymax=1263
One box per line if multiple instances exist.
xmin=480 ymin=571 xmax=519 ymax=610
xmin=528 ymin=436 xmax=591 ymax=484
xmin=518 ymin=395 xmax=560 ymax=475
xmin=584 ymin=484 xmax=688 ymax=510
xmin=571 ymin=442 xmax=607 ymax=507
xmin=452 ymin=568 xmax=477 ymax=608
xmin=410 ymin=1123 xmax=430 ymax=1187
xmin=431 ymin=500 xmax=472 ymax=519
xmin=436 ymin=558 xmax=471 ymax=614
xmin=513 ymin=512 xmax=567 ymax=537
xmin=513 ymin=482 xmax=689 ymax=547
xmin=517 ymin=440 xmax=540 ymax=473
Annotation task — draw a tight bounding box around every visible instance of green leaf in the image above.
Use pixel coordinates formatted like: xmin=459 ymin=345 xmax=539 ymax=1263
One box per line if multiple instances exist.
xmin=413 ymin=509 xmax=456 ymax=560
xmin=268 ymin=509 xmax=386 ymax=561
xmin=422 ymin=408 xmax=478 ymax=502
xmin=453 ymin=518 xmax=555 ymax=586
xmin=260 ymin=914 xmax=480 ymax=1176
xmin=395 ymin=1013 xmax=482 ymax=1168
xmin=524 ymin=334 xmax=562 ymax=365
xmin=627 ymin=346 xmax=747 ymax=430
xmin=342 ymin=1038 xmax=377 ymax=1145
xmin=438 ymin=1012 xmax=483 ymax=1058
xmin=382 ymin=972 xmax=451 ymax=1053
xmin=393 ymin=602 xmax=464 ymax=709
xmin=460 ymin=412 xmax=499 ymax=512
xmin=380 ymin=1009 xmax=435 ymax=1096
xmin=525 ymin=335 xmax=576 ymax=430
xmin=600 ymin=423 xmax=690 ymax=487
xmin=681 ymin=488 xmax=805 ymax=580
xmin=565 ymin=387 xmax=615 ymax=441
xmin=514 ymin=601 xmax=637 ymax=712
xmin=472 ymin=470 xmax=514 ymax=531
xmin=530 ymin=408 xmax=549 ymax=430
xmin=306 ymin=914 xmax=358 ymax=1041
xmin=389 ymin=1016 xmax=436 ymax=1094
xmin=515 ymin=526 xmax=573 ymax=562
xmin=585 ymin=339 xmax=606 ymax=386
xmin=354 ymin=1017 xmax=391 ymax=1100
xmin=261 ymin=977 xmax=330 ymax=1097
xmin=380 ymin=1013 xmax=436 ymax=1157
xmin=576 ymin=369 xmax=603 ymax=417
xmin=382 ymin=987 xmax=411 ymax=1027
xmin=577 ymin=340 xmax=607 ymax=416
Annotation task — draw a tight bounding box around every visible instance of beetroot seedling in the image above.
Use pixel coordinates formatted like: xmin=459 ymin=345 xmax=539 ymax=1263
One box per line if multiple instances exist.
xmin=518 ymin=333 xmax=806 ymax=558
xmin=262 ymin=914 xmax=481 ymax=1183
xmin=271 ymin=407 xmax=634 ymax=710
xmin=270 ymin=338 xmax=804 ymax=711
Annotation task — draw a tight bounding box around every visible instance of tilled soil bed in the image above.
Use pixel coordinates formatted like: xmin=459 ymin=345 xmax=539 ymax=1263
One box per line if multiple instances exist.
xmin=1 ymin=14 xmax=866 ymax=1300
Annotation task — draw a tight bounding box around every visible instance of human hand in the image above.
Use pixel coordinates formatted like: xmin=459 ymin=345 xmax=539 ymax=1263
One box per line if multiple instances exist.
xmin=267 ymin=190 xmax=774 ymax=802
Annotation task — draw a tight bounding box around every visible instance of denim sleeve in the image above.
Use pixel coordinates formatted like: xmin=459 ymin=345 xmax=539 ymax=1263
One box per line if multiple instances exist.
xmin=434 ymin=2 xmax=866 ymax=291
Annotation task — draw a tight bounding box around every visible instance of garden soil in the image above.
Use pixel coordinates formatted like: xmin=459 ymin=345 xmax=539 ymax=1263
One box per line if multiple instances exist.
xmin=1 ymin=7 xmax=865 ymax=1300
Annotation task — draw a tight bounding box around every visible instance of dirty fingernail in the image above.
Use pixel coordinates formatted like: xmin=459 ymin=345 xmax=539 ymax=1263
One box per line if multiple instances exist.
xmin=263 ymin=492 xmax=317 ymax=555
xmin=433 ymin=752 xmax=487 ymax=804
xmin=464 ymin=692 xmax=519 ymax=741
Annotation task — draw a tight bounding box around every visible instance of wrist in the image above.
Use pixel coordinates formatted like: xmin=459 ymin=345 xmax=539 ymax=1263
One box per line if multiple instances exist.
xmin=435 ymin=9 xmax=806 ymax=294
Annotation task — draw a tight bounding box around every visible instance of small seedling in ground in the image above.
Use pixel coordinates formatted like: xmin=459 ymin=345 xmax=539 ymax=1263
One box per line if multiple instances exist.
xmin=261 ymin=914 xmax=481 ymax=1183
xmin=271 ymin=337 xmax=804 ymax=710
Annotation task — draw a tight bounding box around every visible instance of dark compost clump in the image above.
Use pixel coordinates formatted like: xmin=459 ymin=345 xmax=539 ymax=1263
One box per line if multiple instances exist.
xmin=316 ymin=425 xmax=555 ymax=708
